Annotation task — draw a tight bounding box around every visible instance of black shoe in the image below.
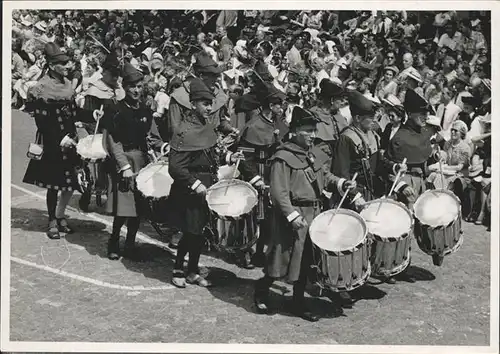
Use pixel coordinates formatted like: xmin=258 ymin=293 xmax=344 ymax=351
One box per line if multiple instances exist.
xmin=254 ymin=291 xmax=270 ymax=314
xmin=107 ymin=238 xmax=120 ymax=260
xmin=242 ymin=252 xmax=255 ymax=269
xmin=432 ymin=254 xmax=444 ymax=267
xmin=57 ymin=218 xmax=74 ymax=234
xmin=290 ymin=300 xmax=319 ymax=322
xmin=386 ymin=276 xmax=397 ymax=284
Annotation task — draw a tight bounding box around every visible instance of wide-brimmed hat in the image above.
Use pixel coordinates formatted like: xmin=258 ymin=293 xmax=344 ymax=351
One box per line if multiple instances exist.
xmin=384 ymin=66 xmax=399 ymax=76
xmin=34 ymin=21 xmax=47 ymax=32
xmin=426 ymin=115 xmax=442 ymax=129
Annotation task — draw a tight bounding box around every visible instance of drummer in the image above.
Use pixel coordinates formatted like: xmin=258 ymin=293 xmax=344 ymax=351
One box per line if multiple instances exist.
xmin=168 ymin=78 xmax=244 ymax=288
xmin=383 ymin=88 xmax=440 ymax=268
xmin=332 ymin=90 xmax=393 ymax=287
xmin=101 ymin=62 xmax=167 ymax=261
xmin=333 ymin=90 xmax=387 ymax=203
xmin=234 ymin=80 xmax=287 ymax=268
xmin=254 ymin=106 xmax=359 ymax=322
xmin=75 ymin=52 xmax=125 ymax=211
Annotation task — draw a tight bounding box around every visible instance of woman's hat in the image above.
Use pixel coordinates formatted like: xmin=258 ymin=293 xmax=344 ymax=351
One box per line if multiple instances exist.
xmin=426 ymin=115 xmax=442 ymax=129
xmin=44 ymin=42 xmax=69 ymax=64
xmin=382 ymin=94 xmax=403 ymax=108
xmin=34 ymin=21 xmax=47 ymax=32
xmin=384 ymin=65 xmax=399 ymax=76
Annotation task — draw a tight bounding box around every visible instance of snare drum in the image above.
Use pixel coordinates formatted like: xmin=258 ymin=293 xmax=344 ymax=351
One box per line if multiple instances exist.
xmin=136 ymin=160 xmax=174 ymax=223
xmin=309 ymin=209 xmax=371 ymax=292
xmin=76 ymin=134 xmax=109 ymax=196
xmin=207 ymin=179 xmax=259 ymax=253
xmin=413 ymin=189 xmax=463 ymax=260
xmin=360 ymin=199 xmax=413 ymax=277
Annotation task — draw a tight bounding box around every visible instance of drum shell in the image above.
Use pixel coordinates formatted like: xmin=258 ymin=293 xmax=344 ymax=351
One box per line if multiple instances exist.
xmin=413 ymin=190 xmax=463 ymax=256
xmin=360 ymin=199 xmax=414 ymax=277
xmin=369 ymin=234 xmax=411 ymax=277
xmin=313 ymin=241 xmax=371 ymax=292
xmin=310 ymin=209 xmax=371 ymax=292
xmin=214 ymin=212 xmax=259 ymax=253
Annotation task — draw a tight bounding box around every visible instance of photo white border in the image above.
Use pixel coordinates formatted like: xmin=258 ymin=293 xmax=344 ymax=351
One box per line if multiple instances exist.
xmin=2 ymin=1 xmax=499 ymax=353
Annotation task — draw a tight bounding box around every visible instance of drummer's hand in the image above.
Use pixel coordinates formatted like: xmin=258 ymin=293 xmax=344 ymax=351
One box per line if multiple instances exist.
xmin=230 ymin=151 xmax=245 ymax=163
xmin=121 ymin=169 xmax=135 ymax=191
xmin=353 ymin=197 xmax=366 ymax=211
xmin=395 ymin=162 xmax=407 ymax=174
xmin=75 ymin=121 xmax=83 ymax=128
xmin=195 ymin=183 xmax=207 ymax=196
xmin=402 ymin=186 xmax=416 ymax=199
xmin=253 ymin=179 xmax=265 ymax=190
xmin=60 ymin=135 xmax=77 ymax=148
xmin=153 ymin=112 xmax=162 ymax=119
xmin=342 ymin=180 xmax=357 ymax=192
xmin=291 ymin=216 xmax=308 ymax=231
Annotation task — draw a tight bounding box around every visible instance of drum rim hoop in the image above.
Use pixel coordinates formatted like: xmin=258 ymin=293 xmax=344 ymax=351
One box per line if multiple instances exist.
xmin=413 ymin=189 xmax=461 ymax=229
xmin=206 ymin=178 xmax=259 ymax=218
xmin=360 ymin=198 xmax=414 ymax=242
xmin=309 ymin=208 xmax=368 ymax=255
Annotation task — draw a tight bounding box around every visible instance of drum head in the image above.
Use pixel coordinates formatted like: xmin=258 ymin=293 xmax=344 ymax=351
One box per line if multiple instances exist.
xmin=217 ymin=164 xmax=240 ymax=180
xmin=309 ymin=209 xmax=367 ymax=253
xmin=76 ymin=134 xmax=107 ymax=160
xmin=206 ymin=179 xmax=258 ymax=218
xmin=136 ymin=162 xmax=173 ymax=198
xmin=360 ymin=199 xmax=412 ymax=240
xmin=414 ymin=190 xmax=460 ymax=227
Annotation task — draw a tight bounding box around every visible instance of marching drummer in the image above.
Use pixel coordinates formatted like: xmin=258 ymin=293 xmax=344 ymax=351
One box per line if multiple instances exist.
xmin=234 ymin=80 xmax=287 ymax=268
xmin=333 ymin=90 xmax=403 ymax=286
xmin=166 ymin=50 xmax=238 ymax=247
xmin=254 ymin=106 xmax=359 ymax=322
xmin=101 ymin=62 xmax=167 ymax=261
xmin=333 ymin=90 xmax=386 ymax=203
xmin=168 ymin=78 xmax=244 ymax=288
xmin=75 ymin=52 xmax=125 ymax=211
xmin=383 ymin=88 xmax=440 ymax=268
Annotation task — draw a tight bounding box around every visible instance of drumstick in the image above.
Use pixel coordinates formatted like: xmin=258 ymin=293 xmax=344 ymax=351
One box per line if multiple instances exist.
xmin=328 ymin=173 xmax=358 ymax=225
xmin=376 ymin=158 xmax=407 ymax=216
xmin=224 ymin=151 xmax=243 ymax=196
xmin=91 ymin=105 xmax=104 ymax=146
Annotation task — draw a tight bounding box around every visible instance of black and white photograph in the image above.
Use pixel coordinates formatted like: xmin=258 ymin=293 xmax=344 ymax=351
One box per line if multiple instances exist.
xmin=2 ymin=1 xmax=498 ymax=353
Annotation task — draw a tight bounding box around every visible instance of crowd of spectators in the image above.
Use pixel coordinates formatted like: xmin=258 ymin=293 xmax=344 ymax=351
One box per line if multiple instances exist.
xmin=11 ymin=9 xmax=492 ymax=228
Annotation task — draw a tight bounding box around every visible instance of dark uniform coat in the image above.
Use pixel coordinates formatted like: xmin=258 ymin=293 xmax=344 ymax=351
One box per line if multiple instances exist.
xmin=383 ymin=119 xmax=435 ymax=202
xmin=23 ymin=73 xmax=80 ymax=192
xmin=102 ymin=99 xmax=164 ymax=217
xmin=168 ymin=109 xmax=232 ymax=236
xmin=333 ymin=125 xmax=386 ymax=201
xmin=266 ymin=141 xmax=344 ymax=282
xmin=166 ymin=81 xmax=233 ymax=142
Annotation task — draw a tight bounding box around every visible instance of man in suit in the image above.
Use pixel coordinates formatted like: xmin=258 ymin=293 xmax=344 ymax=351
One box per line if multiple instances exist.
xmin=435 ymin=85 xmax=462 ymax=141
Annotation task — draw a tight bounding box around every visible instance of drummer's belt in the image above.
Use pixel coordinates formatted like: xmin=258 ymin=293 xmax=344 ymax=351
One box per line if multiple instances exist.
xmin=292 ymin=200 xmax=322 ymax=208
